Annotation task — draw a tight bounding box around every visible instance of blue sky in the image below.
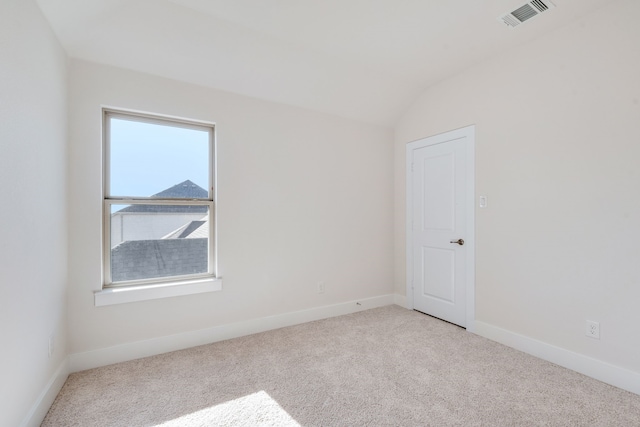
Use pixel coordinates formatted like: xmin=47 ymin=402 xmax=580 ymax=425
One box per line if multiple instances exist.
xmin=109 ymin=118 xmax=210 ymax=197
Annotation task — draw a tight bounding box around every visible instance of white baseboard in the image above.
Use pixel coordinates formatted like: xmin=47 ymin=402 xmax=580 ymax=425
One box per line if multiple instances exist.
xmin=20 ymin=358 xmax=69 ymax=427
xmin=474 ymin=321 xmax=640 ymax=396
xmin=70 ymin=294 xmax=396 ymax=372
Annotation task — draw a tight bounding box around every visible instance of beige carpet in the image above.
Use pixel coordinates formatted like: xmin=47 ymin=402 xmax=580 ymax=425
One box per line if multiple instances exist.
xmin=42 ymin=305 xmax=640 ymax=426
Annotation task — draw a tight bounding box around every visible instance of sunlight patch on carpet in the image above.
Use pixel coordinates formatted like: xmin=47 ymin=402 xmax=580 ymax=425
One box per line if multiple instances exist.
xmin=155 ymin=391 xmax=300 ymax=426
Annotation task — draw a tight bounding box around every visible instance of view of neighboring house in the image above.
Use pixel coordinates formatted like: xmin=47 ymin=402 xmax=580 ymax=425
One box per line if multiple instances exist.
xmin=110 ymin=179 xmax=208 ymax=247
xmin=110 ymin=180 xmax=210 ymax=282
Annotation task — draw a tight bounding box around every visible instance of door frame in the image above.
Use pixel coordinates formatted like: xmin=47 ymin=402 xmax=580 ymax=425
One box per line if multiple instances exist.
xmin=405 ymin=125 xmax=476 ymax=332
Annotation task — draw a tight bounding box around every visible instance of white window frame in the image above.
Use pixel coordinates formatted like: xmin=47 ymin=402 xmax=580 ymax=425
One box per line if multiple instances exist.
xmin=97 ymin=108 xmax=220 ymax=305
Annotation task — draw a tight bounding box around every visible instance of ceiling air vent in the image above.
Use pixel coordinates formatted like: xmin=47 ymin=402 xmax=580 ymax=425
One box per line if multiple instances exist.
xmin=498 ymin=0 xmax=556 ymax=28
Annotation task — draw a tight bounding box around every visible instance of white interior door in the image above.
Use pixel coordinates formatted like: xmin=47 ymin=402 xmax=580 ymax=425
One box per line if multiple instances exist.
xmin=406 ymin=126 xmax=474 ymax=328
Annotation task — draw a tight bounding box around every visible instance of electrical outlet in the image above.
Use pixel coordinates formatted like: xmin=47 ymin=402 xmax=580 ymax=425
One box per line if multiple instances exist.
xmin=48 ymin=334 xmax=55 ymax=358
xmin=586 ymin=320 xmax=600 ymax=339
xmin=317 ymin=281 xmax=325 ymax=294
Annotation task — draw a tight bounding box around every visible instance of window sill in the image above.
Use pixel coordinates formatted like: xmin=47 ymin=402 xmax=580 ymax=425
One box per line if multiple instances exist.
xmin=94 ymin=277 xmax=222 ymax=307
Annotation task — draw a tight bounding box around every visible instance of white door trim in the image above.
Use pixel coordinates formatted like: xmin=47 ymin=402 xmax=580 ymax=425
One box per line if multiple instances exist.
xmin=406 ymin=125 xmax=476 ymax=332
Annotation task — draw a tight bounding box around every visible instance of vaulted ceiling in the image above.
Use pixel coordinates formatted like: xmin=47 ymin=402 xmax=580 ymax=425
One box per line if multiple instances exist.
xmin=36 ymin=0 xmax=614 ymax=126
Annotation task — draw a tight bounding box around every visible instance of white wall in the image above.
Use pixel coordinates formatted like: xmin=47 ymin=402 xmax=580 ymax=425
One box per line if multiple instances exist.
xmin=395 ymin=0 xmax=640 ymax=374
xmin=0 ymin=1 xmax=68 ymax=426
xmin=67 ymin=60 xmax=394 ymax=355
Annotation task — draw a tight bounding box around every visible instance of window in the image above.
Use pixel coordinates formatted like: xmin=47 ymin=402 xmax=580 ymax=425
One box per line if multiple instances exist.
xmin=103 ymin=109 xmax=216 ymax=289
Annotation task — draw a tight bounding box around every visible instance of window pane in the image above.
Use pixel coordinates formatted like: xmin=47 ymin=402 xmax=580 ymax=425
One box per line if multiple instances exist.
xmin=109 ymin=117 xmax=209 ymax=198
xmin=110 ymin=204 xmax=209 ymax=283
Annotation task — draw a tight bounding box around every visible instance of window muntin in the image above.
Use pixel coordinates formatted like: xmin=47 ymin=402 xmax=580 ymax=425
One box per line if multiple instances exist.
xmin=103 ymin=110 xmax=215 ymax=287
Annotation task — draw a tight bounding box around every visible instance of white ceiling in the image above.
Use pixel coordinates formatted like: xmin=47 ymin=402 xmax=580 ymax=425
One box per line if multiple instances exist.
xmin=36 ymin=0 xmax=614 ymax=126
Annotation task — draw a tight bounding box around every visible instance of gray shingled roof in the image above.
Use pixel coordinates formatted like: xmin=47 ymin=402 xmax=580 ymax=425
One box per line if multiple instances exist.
xmin=152 ymin=180 xmax=208 ymax=198
xmin=163 ymin=218 xmax=208 ymax=239
xmin=111 ymin=238 xmax=208 ymax=282
xmin=116 ymin=180 xmax=208 ymax=213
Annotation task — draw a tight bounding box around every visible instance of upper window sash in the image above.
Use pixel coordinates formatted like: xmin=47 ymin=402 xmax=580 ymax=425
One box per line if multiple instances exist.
xmin=103 ymin=109 xmax=215 ymax=201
